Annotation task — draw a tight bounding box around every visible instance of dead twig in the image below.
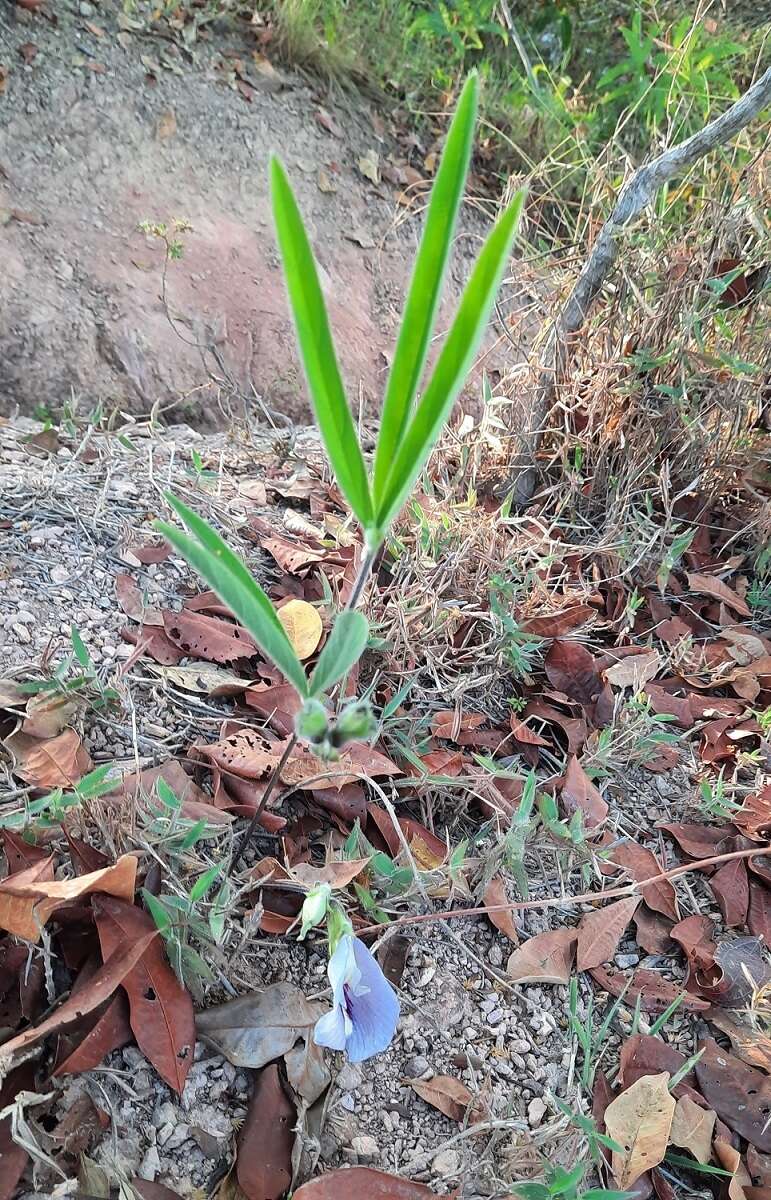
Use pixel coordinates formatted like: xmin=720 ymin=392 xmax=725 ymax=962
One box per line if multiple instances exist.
xmin=505 ymin=64 xmax=771 ymax=507
xmin=357 ymin=842 xmax=770 ymax=935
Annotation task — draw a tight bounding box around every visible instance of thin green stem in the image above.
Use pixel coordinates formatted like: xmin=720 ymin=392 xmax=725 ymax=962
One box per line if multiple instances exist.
xmin=228 ymin=543 xmax=378 ymax=876
xmin=227 ymin=734 xmax=298 ymax=877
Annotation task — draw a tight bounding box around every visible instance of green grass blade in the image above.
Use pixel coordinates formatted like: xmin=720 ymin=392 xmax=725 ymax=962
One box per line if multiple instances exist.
xmin=309 ymin=610 xmax=369 ymax=697
xmin=270 ymin=157 xmax=374 ymax=530
xmin=372 ymin=74 xmax=478 ymax=501
xmin=157 ymin=495 xmax=308 ymax=697
xmin=375 ymin=189 xmax=525 ymax=533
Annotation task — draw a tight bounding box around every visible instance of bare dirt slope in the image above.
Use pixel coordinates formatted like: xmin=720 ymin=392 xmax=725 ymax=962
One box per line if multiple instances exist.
xmin=0 ymin=1 xmax=516 ymax=428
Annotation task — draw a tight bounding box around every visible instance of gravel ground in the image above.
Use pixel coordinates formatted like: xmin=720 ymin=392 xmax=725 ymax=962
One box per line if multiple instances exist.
xmin=0 ymin=415 xmax=722 ymax=1198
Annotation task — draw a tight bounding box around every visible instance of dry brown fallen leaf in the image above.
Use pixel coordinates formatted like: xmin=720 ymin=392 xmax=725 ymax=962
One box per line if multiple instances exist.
xmin=714 ymin=1138 xmax=753 ymax=1200
xmin=277 ymin=598 xmax=322 ymax=660
xmin=605 ymin=650 xmax=661 ymax=690
xmin=5 ymin=728 xmax=93 ymax=788
xmin=410 ymin=1075 xmax=484 ymax=1124
xmin=576 ymin=895 xmax=641 ymax=971
xmin=290 ymin=859 xmax=370 ymax=889
xmin=506 ymin=928 xmax=577 ymax=984
xmin=0 ymin=854 xmax=137 ymax=941
xmin=668 ymin=1093 xmax=715 ymax=1164
xmin=604 ymin=1071 xmax=675 ymax=1189
xmin=483 ymin=877 xmax=519 ymax=944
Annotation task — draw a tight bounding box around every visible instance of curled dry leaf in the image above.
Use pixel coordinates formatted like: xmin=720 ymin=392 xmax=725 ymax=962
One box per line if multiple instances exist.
xmin=4 ymin=728 xmax=93 ymax=789
xmin=483 ymin=876 xmax=519 ymax=944
xmin=115 ymin=574 xmax=163 ymax=625
xmin=604 ymin=1071 xmax=675 ymax=1189
xmin=605 ymin=650 xmax=661 ymax=690
xmin=561 ymin=756 xmax=608 ymax=829
xmin=714 ymin=1138 xmax=753 ymax=1200
xmin=276 ymin=598 xmax=323 ymax=660
xmin=704 ymin=936 xmax=771 ymax=1008
xmin=196 ymin=982 xmax=321 ymax=1068
xmin=293 ymin=1168 xmax=438 ymax=1199
xmin=687 ymin=572 xmax=751 ymax=618
xmin=291 ymin=859 xmax=370 ymax=889
xmin=0 ymin=853 xmax=137 ymax=942
xmin=670 ymin=915 xmax=717 ymax=973
xmin=668 ymin=1093 xmax=715 ymax=1164
xmin=236 ymin=1063 xmax=295 ymax=1200
xmin=506 ymin=928 xmax=577 ymax=984
xmin=410 ymin=1075 xmax=485 ymax=1124
xmin=21 ymin=692 xmax=82 ymax=739
xmin=659 ymin=822 xmax=736 ymax=860
xmin=132 ymin=1182 xmax=186 ymax=1200
xmin=93 ymin=895 xmax=195 ymax=1094
xmin=146 ymin=662 xmax=253 ymax=697
xmin=707 ymin=1009 xmax=771 ymax=1074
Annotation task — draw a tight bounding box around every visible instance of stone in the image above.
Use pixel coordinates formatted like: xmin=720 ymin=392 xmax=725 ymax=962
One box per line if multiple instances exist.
xmin=528 ymin=1097 xmax=548 ymax=1128
xmin=11 ymin=623 xmax=30 ymax=643
xmin=432 ymin=1148 xmax=460 ymax=1178
xmin=336 ymin=1063 xmax=363 ymax=1091
xmin=615 ymin=952 xmax=640 ymax=969
xmin=351 ymin=1135 xmax=379 ymax=1163
xmin=403 ymin=1055 xmax=430 ymax=1079
xmin=137 ymin=1144 xmax=161 ymax=1180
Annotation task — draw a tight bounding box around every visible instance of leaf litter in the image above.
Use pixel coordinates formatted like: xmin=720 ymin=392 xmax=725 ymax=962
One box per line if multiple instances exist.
xmin=1 ymin=277 xmax=770 ymax=1196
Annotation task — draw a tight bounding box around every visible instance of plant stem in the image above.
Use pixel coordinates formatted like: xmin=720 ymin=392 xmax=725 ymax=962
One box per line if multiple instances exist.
xmin=228 ymin=543 xmax=378 ymax=876
xmin=227 ymin=734 xmax=298 ymax=877
xmin=346 ymin=545 xmax=377 ymax=611
xmin=356 ymin=842 xmax=768 ymax=936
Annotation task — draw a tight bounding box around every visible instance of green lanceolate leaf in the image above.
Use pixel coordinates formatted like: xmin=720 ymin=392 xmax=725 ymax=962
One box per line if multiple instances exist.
xmin=372 ymin=74 xmax=478 ymax=499
xmin=308 ymin=609 xmax=369 ymax=697
xmin=374 ymin=189 xmax=525 ymax=534
xmin=270 ymin=158 xmax=374 ymax=530
xmin=157 ymin=495 xmax=308 ymax=697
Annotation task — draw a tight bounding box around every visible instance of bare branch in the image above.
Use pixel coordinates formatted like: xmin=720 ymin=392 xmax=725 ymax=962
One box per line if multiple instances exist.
xmin=505 ymin=64 xmax=771 ymax=507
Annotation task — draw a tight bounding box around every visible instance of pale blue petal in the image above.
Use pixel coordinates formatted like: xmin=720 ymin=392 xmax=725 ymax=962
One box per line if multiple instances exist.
xmin=326 ymin=935 xmax=358 ymax=1007
xmin=344 ymin=938 xmax=400 ymax=1063
xmin=313 ymin=1004 xmax=348 ymax=1051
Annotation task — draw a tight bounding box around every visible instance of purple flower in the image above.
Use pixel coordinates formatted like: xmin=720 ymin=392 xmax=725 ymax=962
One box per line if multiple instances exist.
xmin=313 ymin=934 xmax=400 ymax=1062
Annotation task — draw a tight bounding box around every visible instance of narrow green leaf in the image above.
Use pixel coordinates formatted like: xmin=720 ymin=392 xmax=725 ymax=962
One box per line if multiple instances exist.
xmin=270 ymin=158 xmax=373 ymax=529
xmin=308 ymin=610 xmax=369 ymax=697
xmin=190 ymin=864 xmax=220 ymax=903
xmin=373 ymin=74 xmax=478 ymax=498
xmin=143 ymin=889 xmax=172 ymax=933
xmin=71 ymin=625 xmax=92 ymax=670
xmin=157 ymin=495 xmax=308 ymax=697
xmin=375 ymin=190 xmax=525 ymax=533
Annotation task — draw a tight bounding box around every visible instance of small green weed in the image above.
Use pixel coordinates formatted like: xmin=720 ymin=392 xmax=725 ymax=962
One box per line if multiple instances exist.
xmin=513 ymin=1159 xmax=634 ymax=1199
xmin=18 ymin=626 xmax=119 ymax=714
xmin=0 ymin=764 xmax=116 ymax=832
xmin=698 ymin=768 xmax=740 ymax=822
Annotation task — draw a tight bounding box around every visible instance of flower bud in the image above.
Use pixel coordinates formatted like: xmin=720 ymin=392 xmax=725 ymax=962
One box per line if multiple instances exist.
xmin=298 ymin=882 xmax=332 ymax=940
xmin=295 ymin=698 xmax=329 ymax=744
xmin=331 ymin=700 xmax=376 ymax=748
